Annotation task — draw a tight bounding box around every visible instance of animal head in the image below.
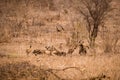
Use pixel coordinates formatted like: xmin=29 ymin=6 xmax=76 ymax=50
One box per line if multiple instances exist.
xmin=45 ymin=45 xmax=57 ymax=51
xmin=78 ymin=40 xmax=84 ymax=46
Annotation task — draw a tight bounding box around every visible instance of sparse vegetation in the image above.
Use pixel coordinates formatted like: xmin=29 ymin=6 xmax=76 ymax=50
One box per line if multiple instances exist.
xmin=0 ymin=62 xmax=45 ymax=80
xmin=0 ymin=0 xmax=120 ymax=80
xmin=75 ymin=0 xmax=113 ymax=47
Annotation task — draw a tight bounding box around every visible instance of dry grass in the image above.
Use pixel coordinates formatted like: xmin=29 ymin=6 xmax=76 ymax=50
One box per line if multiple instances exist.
xmin=0 ymin=41 xmax=120 ymax=80
xmin=0 ymin=47 xmax=120 ymax=80
xmin=0 ymin=0 xmax=120 ymax=80
xmin=0 ymin=61 xmax=54 ymax=80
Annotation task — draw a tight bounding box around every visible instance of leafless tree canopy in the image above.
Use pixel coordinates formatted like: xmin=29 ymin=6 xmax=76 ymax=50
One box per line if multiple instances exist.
xmin=77 ymin=0 xmax=112 ymax=47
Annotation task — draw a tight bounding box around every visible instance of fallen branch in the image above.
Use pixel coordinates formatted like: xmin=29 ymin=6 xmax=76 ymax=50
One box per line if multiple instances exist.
xmin=44 ymin=66 xmax=84 ymax=80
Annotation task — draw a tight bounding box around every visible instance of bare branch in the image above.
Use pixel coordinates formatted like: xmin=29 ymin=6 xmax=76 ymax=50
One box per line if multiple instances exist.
xmin=77 ymin=0 xmax=112 ymax=47
xmin=45 ymin=66 xmax=83 ymax=80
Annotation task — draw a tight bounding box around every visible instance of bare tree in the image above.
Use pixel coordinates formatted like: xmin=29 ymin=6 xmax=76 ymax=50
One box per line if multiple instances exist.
xmin=76 ymin=0 xmax=112 ymax=47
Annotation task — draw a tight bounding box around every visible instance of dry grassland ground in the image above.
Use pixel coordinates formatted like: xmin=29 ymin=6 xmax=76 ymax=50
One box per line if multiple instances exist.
xmin=0 ymin=0 xmax=120 ymax=80
xmin=0 ymin=42 xmax=120 ymax=80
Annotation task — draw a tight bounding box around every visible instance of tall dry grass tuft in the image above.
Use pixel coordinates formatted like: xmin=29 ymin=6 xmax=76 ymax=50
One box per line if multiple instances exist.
xmin=0 ymin=62 xmax=47 ymax=80
xmin=100 ymin=25 xmax=120 ymax=54
xmin=0 ymin=61 xmax=63 ymax=80
xmin=66 ymin=20 xmax=87 ymax=48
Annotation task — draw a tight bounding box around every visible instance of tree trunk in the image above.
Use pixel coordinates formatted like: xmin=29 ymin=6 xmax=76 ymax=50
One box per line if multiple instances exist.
xmin=90 ymin=36 xmax=95 ymax=48
xmin=89 ymin=23 xmax=99 ymax=48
